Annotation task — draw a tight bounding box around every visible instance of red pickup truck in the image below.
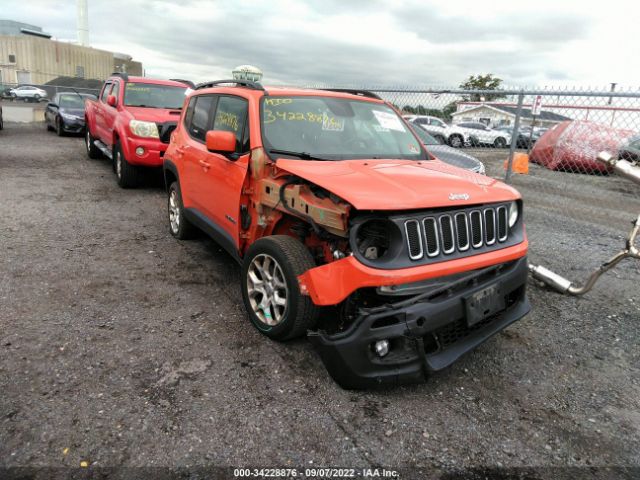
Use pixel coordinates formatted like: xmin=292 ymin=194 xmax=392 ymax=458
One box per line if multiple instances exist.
xmin=84 ymin=73 xmax=192 ymax=187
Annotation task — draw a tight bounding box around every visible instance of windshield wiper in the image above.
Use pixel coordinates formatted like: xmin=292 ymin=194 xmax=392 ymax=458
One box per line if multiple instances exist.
xmin=268 ymin=149 xmax=329 ymax=161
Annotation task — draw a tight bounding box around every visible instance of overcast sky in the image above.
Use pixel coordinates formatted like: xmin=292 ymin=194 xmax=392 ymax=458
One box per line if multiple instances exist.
xmin=3 ymin=0 xmax=639 ymax=88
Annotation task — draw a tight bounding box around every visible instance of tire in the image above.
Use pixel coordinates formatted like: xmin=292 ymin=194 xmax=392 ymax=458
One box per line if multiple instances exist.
xmin=241 ymin=235 xmax=319 ymax=341
xmin=167 ymin=181 xmax=197 ymax=239
xmin=493 ymin=137 xmax=507 ymax=148
xmin=85 ymin=127 xmax=101 ymax=159
xmin=114 ymin=141 xmax=140 ymax=188
xmin=34 ymin=94 xmax=41 ymax=101
xmin=448 ymin=134 xmax=463 ymax=148
xmin=55 ymin=117 xmax=65 ymax=137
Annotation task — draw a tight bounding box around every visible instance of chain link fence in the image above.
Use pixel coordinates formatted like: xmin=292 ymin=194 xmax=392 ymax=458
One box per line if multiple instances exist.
xmin=339 ymin=86 xmax=640 ymax=273
xmin=0 ymin=82 xmax=100 ymax=102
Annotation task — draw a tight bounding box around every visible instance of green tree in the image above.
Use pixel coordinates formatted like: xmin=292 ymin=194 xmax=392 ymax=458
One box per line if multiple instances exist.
xmin=459 ymin=74 xmax=506 ymax=102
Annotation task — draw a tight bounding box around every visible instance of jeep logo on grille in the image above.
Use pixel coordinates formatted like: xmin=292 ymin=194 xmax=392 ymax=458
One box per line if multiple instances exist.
xmin=449 ymin=193 xmax=470 ymax=201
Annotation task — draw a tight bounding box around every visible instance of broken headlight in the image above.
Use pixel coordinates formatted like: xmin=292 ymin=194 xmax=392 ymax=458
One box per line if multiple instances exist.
xmin=354 ymin=218 xmax=402 ymax=261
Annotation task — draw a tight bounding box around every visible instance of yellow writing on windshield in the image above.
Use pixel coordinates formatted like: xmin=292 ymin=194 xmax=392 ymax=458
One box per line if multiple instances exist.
xmin=216 ymin=111 xmax=239 ymax=131
xmin=264 ymin=98 xmax=293 ymax=106
xmin=263 ymin=109 xmax=340 ymax=126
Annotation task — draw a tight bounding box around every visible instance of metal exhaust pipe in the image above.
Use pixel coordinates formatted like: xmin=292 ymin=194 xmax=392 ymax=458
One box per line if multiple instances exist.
xmin=596 ymin=151 xmax=640 ymax=184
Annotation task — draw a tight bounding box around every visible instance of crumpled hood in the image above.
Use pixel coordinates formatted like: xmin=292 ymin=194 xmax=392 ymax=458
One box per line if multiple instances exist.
xmin=123 ymin=106 xmax=182 ymax=123
xmin=275 ymin=158 xmax=520 ymax=210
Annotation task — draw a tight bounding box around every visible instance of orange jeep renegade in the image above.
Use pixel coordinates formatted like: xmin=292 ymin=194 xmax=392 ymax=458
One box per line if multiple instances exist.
xmin=163 ymin=80 xmax=530 ymax=389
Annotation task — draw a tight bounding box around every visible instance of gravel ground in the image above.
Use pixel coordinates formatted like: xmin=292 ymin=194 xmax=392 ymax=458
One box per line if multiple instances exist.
xmin=1 ymin=124 xmax=639 ymax=478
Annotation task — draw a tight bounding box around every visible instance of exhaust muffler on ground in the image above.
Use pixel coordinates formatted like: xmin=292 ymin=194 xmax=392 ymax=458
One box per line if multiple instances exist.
xmin=529 ymin=152 xmax=640 ymax=296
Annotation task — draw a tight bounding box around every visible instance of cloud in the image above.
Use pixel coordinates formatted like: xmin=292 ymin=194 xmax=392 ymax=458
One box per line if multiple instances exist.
xmin=1 ymin=0 xmax=639 ymax=88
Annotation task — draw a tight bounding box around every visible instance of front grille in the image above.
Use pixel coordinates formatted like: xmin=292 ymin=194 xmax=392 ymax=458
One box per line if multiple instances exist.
xmin=405 ymin=204 xmax=513 ymax=262
xmin=157 ymin=122 xmax=177 ymax=144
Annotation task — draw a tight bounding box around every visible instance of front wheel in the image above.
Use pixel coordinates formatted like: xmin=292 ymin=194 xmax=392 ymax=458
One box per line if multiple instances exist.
xmin=55 ymin=117 xmax=65 ymax=136
xmin=114 ymin=142 xmax=140 ymax=188
xmin=85 ymin=127 xmax=101 ymax=159
xmin=241 ymin=236 xmax=319 ymax=341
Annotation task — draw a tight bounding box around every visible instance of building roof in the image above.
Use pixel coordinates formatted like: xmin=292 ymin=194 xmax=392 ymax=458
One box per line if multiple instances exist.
xmin=452 ymin=103 xmax=571 ymax=122
xmin=0 ymin=19 xmax=51 ymax=38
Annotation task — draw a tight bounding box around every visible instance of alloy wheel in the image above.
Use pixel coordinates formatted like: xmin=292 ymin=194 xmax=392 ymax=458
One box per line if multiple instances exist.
xmin=168 ymin=189 xmax=180 ymax=234
xmin=246 ymin=254 xmax=289 ymax=326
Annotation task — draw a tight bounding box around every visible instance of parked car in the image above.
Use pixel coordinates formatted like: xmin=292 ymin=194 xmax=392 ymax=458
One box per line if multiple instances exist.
xmin=406 ymin=115 xmax=449 ymax=144
xmin=163 ymin=81 xmax=529 ymax=389
xmin=85 ymin=73 xmax=193 ymax=188
xmin=530 ymin=120 xmax=635 ymax=173
xmin=619 ymin=134 xmax=640 ymax=163
xmin=496 ymin=126 xmax=541 ymax=149
xmin=409 ymin=123 xmax=486 ymax=174
xmin=45 ymin=92 xmax=96 ymax=136
xmin=452 ymin=122 xmax=511 ymax=148
xmin=9 ymin=85 xmax=48 ymax=102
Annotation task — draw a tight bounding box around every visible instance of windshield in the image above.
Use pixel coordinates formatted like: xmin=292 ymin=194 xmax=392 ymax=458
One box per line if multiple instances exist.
xmin=58 ymin=94 xmax=87 ymax=108
xmin=261 ymin=96 xmax=426 ymax=160
xmin=124 ymin=83 xmax=187 ymax=109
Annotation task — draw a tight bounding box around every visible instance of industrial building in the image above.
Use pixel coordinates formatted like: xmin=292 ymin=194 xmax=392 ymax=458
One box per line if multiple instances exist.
xmin=0 ymin=18 xmax=142 ymax=87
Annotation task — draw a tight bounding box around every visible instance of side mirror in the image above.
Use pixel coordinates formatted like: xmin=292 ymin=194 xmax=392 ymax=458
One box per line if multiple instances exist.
xmin=48 ymin=102 xmax=58 ymax=109
xmin=107 ymin=95 xmax=117 ymax=107
xmin=205 ymin=130 xmax=236 ymax=154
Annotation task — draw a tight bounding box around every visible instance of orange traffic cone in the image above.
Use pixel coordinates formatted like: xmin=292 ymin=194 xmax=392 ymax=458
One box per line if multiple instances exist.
xmin=504 ymin=153 xmax=529 ymax=174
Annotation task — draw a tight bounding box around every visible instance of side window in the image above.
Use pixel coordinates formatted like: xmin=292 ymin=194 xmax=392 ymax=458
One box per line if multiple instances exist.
xmin=110 ymin=81 xmax=120 ymax=104
xmin=212 ymin=96 xmax=249 ymax=152
xmin=189 ymin=95 xmax=215 ymax=142
xmin=183 ymin=97 xmax=196 ymax=129
xmin=100 ymin=83 xmax=112 ymax=103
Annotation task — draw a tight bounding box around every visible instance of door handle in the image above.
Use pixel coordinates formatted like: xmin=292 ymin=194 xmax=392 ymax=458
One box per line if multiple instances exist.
xmin=174 ymin=146 xmax=185 ymax=156
xmin=199 ymin=160 xmax=211 ymax=169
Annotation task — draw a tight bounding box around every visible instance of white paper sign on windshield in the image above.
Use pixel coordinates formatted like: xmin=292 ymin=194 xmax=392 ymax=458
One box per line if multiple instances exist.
xmin=373 ymin=110 xmax=405 ymax=132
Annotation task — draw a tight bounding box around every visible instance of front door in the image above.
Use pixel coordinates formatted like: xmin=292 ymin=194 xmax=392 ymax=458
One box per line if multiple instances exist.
xmin=199 ymin=95 xmax=250 ymax=245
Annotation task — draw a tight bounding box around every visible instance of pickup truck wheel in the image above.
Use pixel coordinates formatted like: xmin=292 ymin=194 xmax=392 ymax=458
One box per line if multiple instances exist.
xmin=493 ymin=137 xmax=507 ymax=148
xmin=167 ymin=181 xmax=196 ymax=239
xmin=449 ymin=134 xmax=464 ymax=148
xmin=85 ymin=128 xmax=101 ymax=159
xmin=114 ymin=142 xmax=139 ymax=188
xmin=241 ymin=236 xmax=319 ymax=341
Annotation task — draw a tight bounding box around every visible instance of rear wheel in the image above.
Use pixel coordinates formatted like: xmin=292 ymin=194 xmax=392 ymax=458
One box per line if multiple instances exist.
xmin=449 ymin=134 xmax=464 ymax=148
xmin=34 ymin=94 xmax=41 ymax=101
xmin=493 ymin=137 xmax=507 ymax=148
xmin=241 ymin=236 xmax=319 ymax=341
xmin=114 ymin=141 xmax=140 ymax=188
xmin=167 ymin=181 xmax=196 ymax=239
xmin=85 ymin=127 xmax=101 ymax=159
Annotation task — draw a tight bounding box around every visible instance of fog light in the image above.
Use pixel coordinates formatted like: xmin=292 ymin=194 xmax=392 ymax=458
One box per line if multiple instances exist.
xmin=374 ymin=339 xmax=390 ymax=357
xmin=135 ymin=147 xmax=145 ymax=156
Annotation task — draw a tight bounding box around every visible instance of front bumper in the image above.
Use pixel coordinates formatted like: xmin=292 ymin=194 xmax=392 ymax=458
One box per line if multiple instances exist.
xmin=61 ymin=118 xmax=85 ymax=133
xmin=123 ymin=137 xmax=167 ymax=167
xmin=308 ymin=257 xmax=530 ymax=389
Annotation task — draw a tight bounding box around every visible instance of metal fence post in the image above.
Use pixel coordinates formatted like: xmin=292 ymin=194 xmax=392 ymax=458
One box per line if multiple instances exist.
xmin=505 ymin=92 xmax=524 ymax=183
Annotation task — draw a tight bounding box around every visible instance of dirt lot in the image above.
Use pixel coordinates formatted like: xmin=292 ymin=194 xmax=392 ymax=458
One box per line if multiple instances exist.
xmin=1 ymin=123 xmax=639 ymax=478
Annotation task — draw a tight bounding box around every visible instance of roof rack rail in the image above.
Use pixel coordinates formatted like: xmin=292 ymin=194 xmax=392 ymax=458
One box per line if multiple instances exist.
xmin=195 ymin=79 xmax=267 ymax=93
xmin=110 ymin=72 xmax=129 ymax=82
xmin=319 ymin=88 xmax=381 ymax=100
xmin=170 ymin=78 xmax=195 ymax=88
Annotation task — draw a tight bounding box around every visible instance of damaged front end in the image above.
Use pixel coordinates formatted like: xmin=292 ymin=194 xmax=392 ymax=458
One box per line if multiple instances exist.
xmin=308 ymin=257 xmax=530 ymax=389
